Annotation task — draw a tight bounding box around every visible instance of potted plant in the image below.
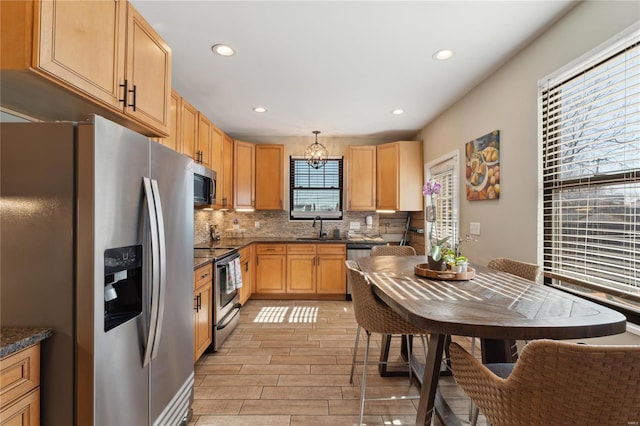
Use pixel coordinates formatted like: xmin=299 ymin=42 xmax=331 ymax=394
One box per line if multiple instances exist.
xmin=453 ymin=255 xmax=468 ymax=273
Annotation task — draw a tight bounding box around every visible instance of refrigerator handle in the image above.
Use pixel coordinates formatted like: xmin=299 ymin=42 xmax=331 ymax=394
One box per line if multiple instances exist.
xmin=149 ymin=179 xmax=167 ymax=361
xmin=142 ymin=177 xmax=161 ymax=368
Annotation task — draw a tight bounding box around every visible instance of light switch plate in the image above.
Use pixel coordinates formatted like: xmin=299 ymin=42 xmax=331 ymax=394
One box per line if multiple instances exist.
xmin=470 ymin=222 xmax=481 ymax=236
xmin=350 ymin=222 xmax=360 ymax=230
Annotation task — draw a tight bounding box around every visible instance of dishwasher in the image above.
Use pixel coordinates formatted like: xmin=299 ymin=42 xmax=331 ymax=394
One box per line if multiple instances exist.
xmin=346 ymin=243 xmax=376 ymax=301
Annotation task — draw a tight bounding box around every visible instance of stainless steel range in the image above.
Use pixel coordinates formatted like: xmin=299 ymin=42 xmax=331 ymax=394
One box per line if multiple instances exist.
xmin=194 ymin=247 xmax=242 ymax=351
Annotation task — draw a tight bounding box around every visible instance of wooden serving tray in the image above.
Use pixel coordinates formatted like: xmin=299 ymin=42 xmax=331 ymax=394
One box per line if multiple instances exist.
xmin=414 ymin=263 xmax=475 ymax=281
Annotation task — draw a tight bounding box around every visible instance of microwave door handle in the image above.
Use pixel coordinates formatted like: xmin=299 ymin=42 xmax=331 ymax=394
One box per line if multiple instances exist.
xmin=210 ymin=179 xmax=214 ymax=204
xmin=149 ymin=179 xmax=167 ymax=361
xmin=142 ymin=177 xmax=160 ymax=368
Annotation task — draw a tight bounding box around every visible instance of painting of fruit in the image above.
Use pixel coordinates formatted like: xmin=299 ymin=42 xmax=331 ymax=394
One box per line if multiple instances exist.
xmin=465 ymin=130 xmax=500 ymax=201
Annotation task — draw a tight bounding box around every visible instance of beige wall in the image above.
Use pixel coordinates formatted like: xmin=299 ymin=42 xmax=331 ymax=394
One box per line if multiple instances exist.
xmin=414 ymin=1 xmax=639 ymax=267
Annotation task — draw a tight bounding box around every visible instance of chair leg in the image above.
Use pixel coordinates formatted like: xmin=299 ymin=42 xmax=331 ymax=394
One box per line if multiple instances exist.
xmin=359 ymin=330 xmax=372 ymax=426
xmin=350 ymin=326 xmax=361 ymax=384
xmin=405 ymin=334 xmax=413 ymax=385
xmin=470 ymin=405 xmax=479 ymax=426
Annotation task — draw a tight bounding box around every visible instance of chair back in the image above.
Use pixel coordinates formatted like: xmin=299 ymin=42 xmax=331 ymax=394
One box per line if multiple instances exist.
xmin=450 ymin=339 xmax=640 ymax=425
xmin=371 ymin=245 xmax=416 ymax=256
xmin=345 ymin=260 xmax=422 ymax=335
xmin=487 ymin=257 xmax=541 ymax=281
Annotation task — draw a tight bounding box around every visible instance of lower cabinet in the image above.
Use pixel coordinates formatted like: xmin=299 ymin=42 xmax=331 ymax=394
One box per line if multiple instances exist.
xmin=193 ymin=264 xmax=213 ymax=363
xmin=255 ymin=243 xmax=346 ymax=296
xmin=255 ymin=244 xmax=287 ymax=293
xmin=0 ymin=344 xmax=41 ymax=426
xmin=238 ymin=245 xmax=254 ymax=304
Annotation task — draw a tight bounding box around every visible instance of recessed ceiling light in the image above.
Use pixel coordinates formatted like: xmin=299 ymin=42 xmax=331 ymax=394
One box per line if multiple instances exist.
xmin=211 ymin=44 xmax=235 ymax=57
xmin=392 ymin=109 xmax=404 ymax=115
xmin=252 ymin=106 xmax=267 ymax=113
xmin=433 ymin=49 xmax=454 ymax=60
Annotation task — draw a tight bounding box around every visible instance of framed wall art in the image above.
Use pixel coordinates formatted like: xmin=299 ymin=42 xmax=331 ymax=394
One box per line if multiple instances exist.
xmin=465 ymin=130 xmax=500 ymax=201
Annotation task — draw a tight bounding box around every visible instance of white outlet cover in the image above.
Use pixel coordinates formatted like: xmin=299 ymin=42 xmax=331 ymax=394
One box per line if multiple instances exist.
xmin=350 ymin=222 xmax=360 ymax=230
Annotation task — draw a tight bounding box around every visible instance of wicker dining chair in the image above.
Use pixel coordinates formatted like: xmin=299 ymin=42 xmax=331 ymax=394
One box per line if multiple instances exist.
xmin=370 ymin=245 xmax=417 ymax=257
xmin=345 ymin=260 xmax=427 ymax=425
xmin=463 ymin=257 xmax=543 ymax=424
xmin=449 ymin=339 xmax=640 ymax=426
xmin=487 ymin=257 xmax=542 ymax=281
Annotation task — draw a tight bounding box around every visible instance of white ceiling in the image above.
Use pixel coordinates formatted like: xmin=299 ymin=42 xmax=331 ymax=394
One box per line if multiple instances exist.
xmin=131 ymin=0 xmax=577 ymax=141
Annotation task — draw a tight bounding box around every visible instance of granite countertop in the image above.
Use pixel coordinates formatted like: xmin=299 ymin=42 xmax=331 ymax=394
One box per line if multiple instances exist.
xmin=193 ymin=237 xmax=387 ymax=270
xmin=1 ymin=327 xmax=53 ymax=358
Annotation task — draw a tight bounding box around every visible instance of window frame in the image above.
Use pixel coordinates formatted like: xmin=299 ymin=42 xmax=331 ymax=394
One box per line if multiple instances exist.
xmin=289 ymin=156 xmax=344 ymax=221
xmin=538 ymin=25 xmax=640 ymax=323
xmin=425 ymin=150 xmax=460 ymax=254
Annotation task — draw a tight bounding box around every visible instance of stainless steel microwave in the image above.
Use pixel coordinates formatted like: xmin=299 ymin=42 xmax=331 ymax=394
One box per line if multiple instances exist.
xmin=193 ymin=163 xmax=216 ymax=206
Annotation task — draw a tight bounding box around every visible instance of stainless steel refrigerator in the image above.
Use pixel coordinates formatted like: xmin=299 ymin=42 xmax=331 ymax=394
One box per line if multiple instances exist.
xmin=1 ymin=115 xmax=194 ymax=425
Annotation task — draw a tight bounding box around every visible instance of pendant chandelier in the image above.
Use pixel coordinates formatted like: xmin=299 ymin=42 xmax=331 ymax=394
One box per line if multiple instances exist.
xmin=304 ymin=130 xmax=328 ymax=169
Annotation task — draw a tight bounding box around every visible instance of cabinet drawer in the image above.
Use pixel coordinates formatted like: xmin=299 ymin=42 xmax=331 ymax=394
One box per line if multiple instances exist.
xmin=0 ymin=387 xmax=39 ymax=426
xmin=255 ymin=244 xmax=286 ymax=255
xmin=0 ymin=345 xmax=40 ymax=411
xmin=287 ymin=244 xmax=316 ymax=254
xmin=317 ymin=244 xmax=346 ymax=255
xmin=194 ymin=264 xmax=213 ymax=290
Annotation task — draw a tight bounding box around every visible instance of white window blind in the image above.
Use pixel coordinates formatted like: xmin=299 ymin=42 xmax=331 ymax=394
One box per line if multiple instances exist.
xmin=290 ymin=157 xmax=343 ymax=220
xmin=426 ymin=151 xmax=459 ymax=252
xmin=540 ymin=28 xmax=640 ymax=304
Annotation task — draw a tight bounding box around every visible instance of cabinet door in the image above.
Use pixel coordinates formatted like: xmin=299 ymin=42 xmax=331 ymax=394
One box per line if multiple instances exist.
xmin=255 ymin=255 xmax=286 ymax=293
xmin=180 ymin=99 xmax=198 ymax=160
xmin=0 ymin=388 xmax=40 ymax=426
xmin=125 ymin=3 xmax=171 ymax=134
xmin=286 ymin=244 xmax=316 ymax=293
xmin=234 ymin=141 xmax=255 ymax=210
xmin=159 ymin=90 xmax=182 ymax=152
xmin=347 ymin=145 xmax=376 ymax=211
xmin=194 ymin=281 xmax=212 ymax=362
xmin=198 ymin=113 xmax=213 ymax=168
xmin=376 ymin=142 xmax=399 ymax=210
xmin=255 ymin=144 xmax=284 ymax=210
xmin=210 ymin=126 xmax=224 ymax=209
xmin=221 ymin=134 xmax=234 ymax=209
xmin=239 ymin=246 xmax=254 ymax=305
xmin=37 ymin=0 xmax=127 ymax=110
xmin=317 ymin=255 xmax=346 ymax=294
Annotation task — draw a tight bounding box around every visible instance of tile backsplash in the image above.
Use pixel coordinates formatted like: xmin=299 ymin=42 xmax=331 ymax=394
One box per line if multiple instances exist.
xmin=194 ymin=209 xmax=411 ymax=245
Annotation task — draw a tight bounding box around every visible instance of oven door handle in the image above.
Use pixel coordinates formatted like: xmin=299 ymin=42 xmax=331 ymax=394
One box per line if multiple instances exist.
xmin=217 ymin=305 xmax=241 ymax=330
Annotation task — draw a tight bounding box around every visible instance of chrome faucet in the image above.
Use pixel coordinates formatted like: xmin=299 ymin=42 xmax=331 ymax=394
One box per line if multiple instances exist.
xmin=312 ymin=216 xmax=327 ymax=238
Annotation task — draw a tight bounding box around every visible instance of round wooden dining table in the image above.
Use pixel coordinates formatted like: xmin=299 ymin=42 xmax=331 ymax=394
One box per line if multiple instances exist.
xmin=357 ymin=255 xmax=627 ymax=426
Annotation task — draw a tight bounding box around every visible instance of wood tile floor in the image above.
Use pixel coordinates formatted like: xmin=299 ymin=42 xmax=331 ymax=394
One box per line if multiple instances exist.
xmin=191 ymin=299 xmax=487 ymax=425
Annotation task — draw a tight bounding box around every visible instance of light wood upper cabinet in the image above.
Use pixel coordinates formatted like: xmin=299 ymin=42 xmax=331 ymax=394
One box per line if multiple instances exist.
xmin=125 ymin=3 xmax=171 ymax=134
xmin=180 ymin=98 xmax=198 ymax=161
xmin=346 ymin=145 xmax=377 ymax=211
xmin=161 ymin=90 xmax=182 ymax=151
xmin=36 ymin=0 xmax=127 ymax=111
xmin=0 ymin=0 xmax=171 ymax=137
xmin=234 ymin=141 xmax=256 ymax=210
xmin=376 ymin=141 xmax=423 ymax=211
xmin=197 ymin=113 xmax=213 ymax=169
xmin=220 ymin=134 xmax=234 ymax=209
xmin=255 ymin=144 xmax=285 ymax=210
xmin=210 ymin=126 xmax=224 ymax=208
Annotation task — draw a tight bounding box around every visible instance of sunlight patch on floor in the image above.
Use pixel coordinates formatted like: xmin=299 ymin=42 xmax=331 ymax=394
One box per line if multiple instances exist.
xmin=252 ymin=306 xmax=318 ymax=323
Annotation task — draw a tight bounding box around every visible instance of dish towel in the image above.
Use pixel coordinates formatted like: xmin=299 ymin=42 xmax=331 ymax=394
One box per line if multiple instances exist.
xmin=225 ymin=258 xmax=243 ymax=294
